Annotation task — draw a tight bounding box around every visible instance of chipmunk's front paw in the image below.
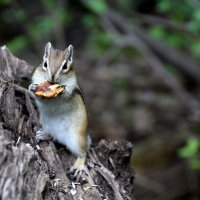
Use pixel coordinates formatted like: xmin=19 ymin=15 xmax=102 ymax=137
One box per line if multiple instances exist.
xmin=36 ymin=129 xmax=51 ymax=142
xmin=28 ymin=83 xmax=38 ymax=92
xmin=66 ymin=157 xmax=88 ymax=183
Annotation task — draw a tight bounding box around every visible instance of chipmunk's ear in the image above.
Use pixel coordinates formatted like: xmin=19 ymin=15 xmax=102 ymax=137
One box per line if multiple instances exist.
xmin=66 ymin=45 xmax=73 ymax=65
xmin=43 ymin=42 xmax=52 ymax=59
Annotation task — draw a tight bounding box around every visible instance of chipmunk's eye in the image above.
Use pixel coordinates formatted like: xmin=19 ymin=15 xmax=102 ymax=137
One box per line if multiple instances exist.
xmin=62 ymin=62 xmax=67 ymax=70
xmin=44 ymin=62 xmax=47 ymax=68
xmin=42 ymin=61 xmax=47 ymax=71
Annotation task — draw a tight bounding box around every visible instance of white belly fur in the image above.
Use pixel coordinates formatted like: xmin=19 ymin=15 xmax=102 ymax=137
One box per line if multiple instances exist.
xmin=36 ymin=97 xmax=84 ymax=156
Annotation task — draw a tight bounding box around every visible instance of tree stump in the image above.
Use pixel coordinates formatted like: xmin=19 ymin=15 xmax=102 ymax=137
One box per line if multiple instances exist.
xmin=0 ymin=46 xmax=134 ymax=200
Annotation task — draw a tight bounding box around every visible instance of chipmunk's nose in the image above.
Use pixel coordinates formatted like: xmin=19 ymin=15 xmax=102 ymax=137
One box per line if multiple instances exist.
xmin=51 ymin=74 xmax=59 ymax=84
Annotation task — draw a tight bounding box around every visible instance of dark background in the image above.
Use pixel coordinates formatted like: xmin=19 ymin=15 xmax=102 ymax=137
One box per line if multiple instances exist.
xmin=1 ymin=0 xmax=200 ymax=199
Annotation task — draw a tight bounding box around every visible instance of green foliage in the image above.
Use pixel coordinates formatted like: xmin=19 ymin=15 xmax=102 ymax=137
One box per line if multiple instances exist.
xmin=7 ymin=36 xmax=28 ymax=53
xmin=149 ymin=26 xmax=185 ymax=49
xmin=178 ymin=137 xmax=200 ymax=170
xmin=84 ymin=18 xmax=112 ymax=58
xmin=15 ymin=9 xmax=27 ymax=21
xmin=0 ymin=0 xmax=72 ymax=54
xmin=1 ymin=0 xmax=200 ymax=62
xmin=81 ymin=1 xmax=111 ymax=58
xmin=164 ymin=64 xmax=177 ymax=75
xmin=118 ymin=0 xmax=132 ymax=11
xmin=156 ymin=0 xmax=193 ymax=21
xmin=88 ymin=31 xmax=112 ymax=57
xmin=149 ymin=26 xmax=166 ymax=40
xmin=179 ymin=138 xmax=199 ymax=158
xmin=57 ymin=8 xmax=71 ymax=24
xmin=82 ymin=14 xmax=97 ymax=27
xmin=27 ymin=15 xmax=54 ymax=40
xmin=192 ymin=10 xmax=200 ymax=21
xmin=167 ymin=34 xmax=185 ymax=48
xmin=82 ymin=4 xmax=113 ymax=59
xmin=84 ymin=0 xmax=107 ymax=13
xmin=156 ymin=0 xmax=170 ymax=13
xmin=42 ymin=0 xmax=55 ymax=10
xmin=113 ymin=77 xmax=129 ymax=91
xmin=191 ymin=40 xmax=200 ymax=57
xmin=0 ymin=0 xmax=11 ymax=5
xmin=150 ymin=0 xmax=200 ymax=61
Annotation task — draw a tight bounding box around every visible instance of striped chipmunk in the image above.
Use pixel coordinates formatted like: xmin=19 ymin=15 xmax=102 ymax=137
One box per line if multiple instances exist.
xmin=29 ymin=42 xmax=91 ymax=180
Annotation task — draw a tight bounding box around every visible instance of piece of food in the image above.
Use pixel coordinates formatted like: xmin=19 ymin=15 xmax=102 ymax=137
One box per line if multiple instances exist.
xmin=34 ymin=81 xmax=65 ymax=99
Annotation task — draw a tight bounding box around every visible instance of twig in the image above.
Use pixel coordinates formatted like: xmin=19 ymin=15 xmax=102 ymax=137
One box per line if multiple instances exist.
xmin=100 ymin=12 xmax=187 ymax=99
xmin=99 ymin=9 xmax=200 ymax=120
xmin=134 ymin=13 xmax=191 ymax=33
xmin=94 ymin=45 xmax=125 ymax=68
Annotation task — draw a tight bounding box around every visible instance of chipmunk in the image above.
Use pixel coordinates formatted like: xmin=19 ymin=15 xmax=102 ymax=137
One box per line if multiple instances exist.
xmin=29 ymin=42 xmax=90 ymax=179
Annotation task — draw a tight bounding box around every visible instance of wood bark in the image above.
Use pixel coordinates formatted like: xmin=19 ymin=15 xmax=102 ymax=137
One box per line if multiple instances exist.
xmin=0 ymin=46 xmax=134 ymax=200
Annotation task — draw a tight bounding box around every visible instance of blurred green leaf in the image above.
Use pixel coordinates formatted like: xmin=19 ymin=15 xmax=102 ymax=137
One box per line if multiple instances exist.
xmin=178 ymin=137 xmax=199 ymax=158
xmin=118 ymin=0 xmax=132 ymax=10
xmin=192 ymin=10 xmax=200 ymax=22
xmin=84 ymin=0 xmax=107 ymax=13
xmin=7 ymin=36 xmax=28 ymax=53
xmin=191 ymin=40 xmax=200 ymax=56
xmin=187 ymin=21 xmax=200 ymax=33
xmin=149 ymin=26 xmax=166 ymax=39
xmin=165 ymin=64 xmax=177 ymax=74
xmin=190 ymin=158 xmax=200 ymax=170
xmin=172 ymin=4 xmax=191 ymax=21
xmin=86 ymin=29 xmax=112 ymax=58
xmin=15 ymin=9 xmax=27 ymax=21
xmin=157 ymin=0 xmax=193 ymax=21
xmin=98 ymin=31 xmax=112 ymax=47
xmin=57 ymin=9 xmax=71 ymax=25
xmin=167 ymin=34 xmax=184 ymax=48
xmin=113 ymin=77 xmax=128 ymax=90
xmin=82 ymin=14 xmax=97 ymax=27
xmin=157 ymin=0 xmax=170 ymax=13
xmin=42 ymin=0 xmax=55 ymax=9
xmin=28 ymin=15 xmax=54 ymax=40
xmin=0 ymin=0 xmax=11 ymax=5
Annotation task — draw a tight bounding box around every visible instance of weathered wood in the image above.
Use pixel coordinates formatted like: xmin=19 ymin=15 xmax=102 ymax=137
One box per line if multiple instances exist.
xmin=0 ymin=127 xmax=49 ymax=200
xmin=0 ymin=46 xmax=134 ymax=200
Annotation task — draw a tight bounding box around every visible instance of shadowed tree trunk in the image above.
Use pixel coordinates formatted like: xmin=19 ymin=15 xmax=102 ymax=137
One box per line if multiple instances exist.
xmin=0 ymin=46 xmax=134 ymax=200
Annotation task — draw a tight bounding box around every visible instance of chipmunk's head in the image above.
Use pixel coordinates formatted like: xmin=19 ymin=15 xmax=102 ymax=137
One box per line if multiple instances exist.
xmin=42 ymin=42 xmax=74 ymax=83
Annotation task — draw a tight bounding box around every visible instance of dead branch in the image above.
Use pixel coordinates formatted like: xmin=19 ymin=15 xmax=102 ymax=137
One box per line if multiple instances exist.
xmin=100 ymin=10 xmax=200 ymax=85
xmin=134 ymin=13 xmax=191 ymax=33
xmin=99 ymin=11 xmax=187 ymax=98
xmin=98 ymin=9 xmax=200 ymax=121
